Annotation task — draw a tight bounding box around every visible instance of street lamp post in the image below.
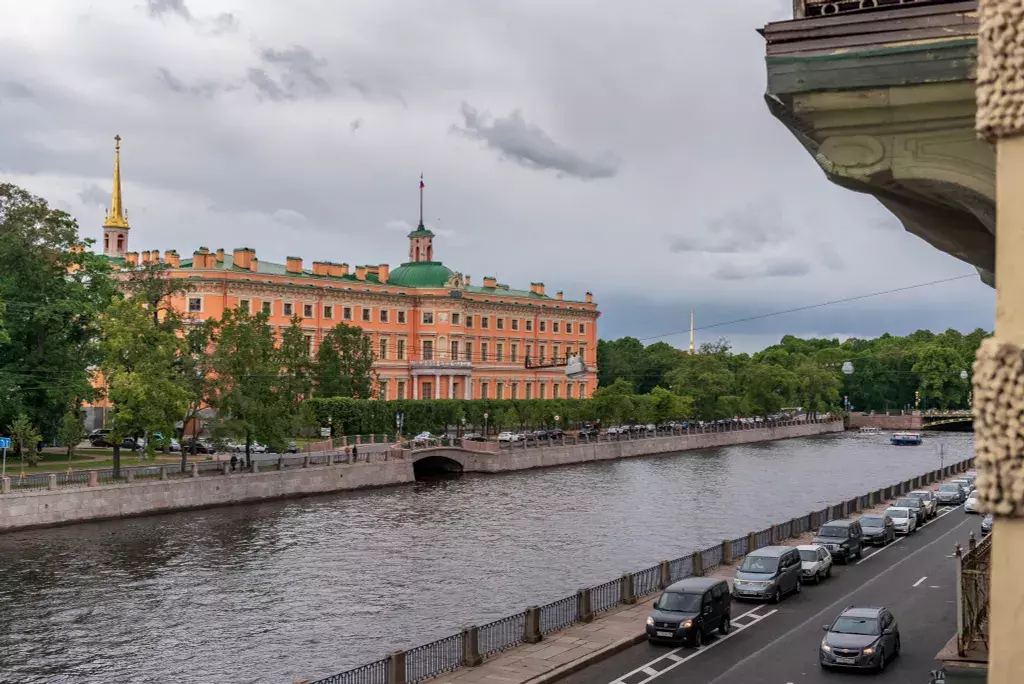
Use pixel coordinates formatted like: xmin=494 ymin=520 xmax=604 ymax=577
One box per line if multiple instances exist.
xmin=960 ymin=369 xmax=971 ymax=409
xmin=841 ymin=361 xmax=854 ymax=417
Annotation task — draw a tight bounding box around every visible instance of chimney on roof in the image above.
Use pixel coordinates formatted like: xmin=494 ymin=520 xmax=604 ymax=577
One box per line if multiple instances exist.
xmin=556 ymin=291 xmax=563 ymax=301
xmin=286 ymin=256 xmax=303 ymax=274
xmin=378 ymin=264 xmax=389 ymax=284
xmin=140 ymin=250 xmax=151 ymax=265
xmin=249 ymin=257 xmax=259 ymax=272
xmin=530 ymin=282 xmax=545 ymax=296
xmin=585 ymin=292 xmax=593 ymax=304
xmin=216 ymin=248 xmax=225 ymax=263
xmin=312 ymin=261 xmax=330 ymax=276
xmin=232 ymin=247 xmax=254 ymax=270
xmin=125 ymin=252 xmax=139 ymax=267
xmin=355 ymin=265 xmax=367 ymax=281
xmin=483 ymin=276 xmax=497 ymax=288
xmin=465 ymin=274 xmax=471 ymax=285
xmin=328 ymin=263 xmax=343 ymax=277
xmin=165 ymin=250 xmax=180 ymax=268
xmin=339 ymin=263 xmax=350 ymax=276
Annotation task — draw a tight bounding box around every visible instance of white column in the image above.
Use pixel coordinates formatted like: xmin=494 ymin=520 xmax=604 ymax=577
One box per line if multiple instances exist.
xmin=448 ymin=374 xmax=454 ymax=399
xmin=412 ymin=374 xmax=418 ymax=400
xmin=464 ymin=374 xmax=472 ymax=400
xmin=434 ymin=373 xmax=441 ymax=399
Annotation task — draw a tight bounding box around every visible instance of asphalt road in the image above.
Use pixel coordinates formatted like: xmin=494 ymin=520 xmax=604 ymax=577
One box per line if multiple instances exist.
xmin=562 ymin=504 xmax=984 ymax=684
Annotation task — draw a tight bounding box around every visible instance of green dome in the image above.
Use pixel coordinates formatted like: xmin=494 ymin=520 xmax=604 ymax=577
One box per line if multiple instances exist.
xmin=387 ymin=261 xmax=456 ymax=288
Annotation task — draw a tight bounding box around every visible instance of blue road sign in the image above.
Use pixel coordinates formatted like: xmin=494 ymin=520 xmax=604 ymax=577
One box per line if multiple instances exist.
xmin=0 ymin=437 xmax=10 ymax=449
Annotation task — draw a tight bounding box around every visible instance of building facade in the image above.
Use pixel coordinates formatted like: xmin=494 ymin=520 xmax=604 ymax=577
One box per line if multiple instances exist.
xmin=97 ymin=137 xmax=600 ymax=401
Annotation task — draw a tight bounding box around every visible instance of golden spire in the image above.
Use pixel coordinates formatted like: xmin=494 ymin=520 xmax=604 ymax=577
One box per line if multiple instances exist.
xmin=103 ymin=134 xmax=129 ymax=229
xmin=689 ymin=309 xmax=695 ymax=355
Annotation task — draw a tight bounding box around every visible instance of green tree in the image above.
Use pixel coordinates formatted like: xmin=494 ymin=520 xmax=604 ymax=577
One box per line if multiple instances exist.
xmin=99 ymin=296 xmax=190 ymax=476
xmin=314 ymin=322 xmax=377 ymax=398
xmin=58 ymin=407 xmax=86 ymax=459
xmin=277 ymin=317 xmax=314 ymax=447
xmin=743 ymin=364 xmax=797 ymax=417
xmin=8 ymin=413 xmax=41 ymax=466
xmin=912 ymin=344 xmax=970 ymax=409
xmin=794 ymin=363 xmax=842 ymax=417
xmin=0 ymin=184 xmax=117 ymax=442
xmin=178 ymin=320 xmax=217 ymax=467
xmin=209 ymin=309 xmax=290 ymax=465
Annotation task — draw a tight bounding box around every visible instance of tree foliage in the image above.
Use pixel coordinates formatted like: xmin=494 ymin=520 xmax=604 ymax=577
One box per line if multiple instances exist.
xmin=314 ymin=322 xmax=376 ymax=399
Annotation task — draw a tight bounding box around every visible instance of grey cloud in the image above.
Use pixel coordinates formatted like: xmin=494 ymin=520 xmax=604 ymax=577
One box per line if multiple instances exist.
xmin=762 ymin=257 xmax=811 ymax=278
xmin=0 ymin=82 xmax=32 ymax=100
xmin=254 ymin=46 xmax=332 ymax=100
xmin=712 ymin=263 xmax=749 ymax=281
xmin=211 ymin=12 xmax=239 ymax=33
xmin=78 ymin=183 xmax=108 ymax=208
xmin=820 ymin=245 xmax=845 ymax=272
xmin=350 ymin=118 xmax=363 ymax=133
xmin=669 ymin=203 xmax=790 ymax=255
xmin=453 ymin=103 xmax=619 ymax=180
xmin=157 ymin=68 xmax=228 ymax=98
xmin=146 ymin=0 xmax=192 ymax=21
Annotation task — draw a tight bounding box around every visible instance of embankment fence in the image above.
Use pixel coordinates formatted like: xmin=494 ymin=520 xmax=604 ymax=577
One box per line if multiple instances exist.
xmin=304 ymin=457 xmax=975 ymax=684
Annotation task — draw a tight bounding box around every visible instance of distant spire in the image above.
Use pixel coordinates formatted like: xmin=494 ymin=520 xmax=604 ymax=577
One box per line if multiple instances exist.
xmin=418 ymin=173 xmax=425 ymax=228
xmin=689 ymin=309 xmax=695 ymax=355
xmin=103 ymin=135 xmax=129 ymax=229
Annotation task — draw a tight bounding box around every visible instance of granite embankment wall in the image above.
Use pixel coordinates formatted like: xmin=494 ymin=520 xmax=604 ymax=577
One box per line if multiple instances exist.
xmin=847 ymin=411 xmax=922 ymax=430
xmin=0 ymin=420 xmax=841 ymax=533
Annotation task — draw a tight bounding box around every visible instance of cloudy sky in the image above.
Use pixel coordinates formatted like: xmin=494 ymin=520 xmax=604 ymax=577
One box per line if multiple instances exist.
xmin=0 ymin=0 xmax=994 ymax=352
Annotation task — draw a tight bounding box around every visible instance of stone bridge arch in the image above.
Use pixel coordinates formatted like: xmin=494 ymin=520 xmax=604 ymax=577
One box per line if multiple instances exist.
xmin=410 ymin=448 xmax=473 ymax=478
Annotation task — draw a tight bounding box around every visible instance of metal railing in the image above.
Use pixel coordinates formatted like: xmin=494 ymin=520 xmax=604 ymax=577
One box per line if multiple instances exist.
xmin=304 ymin=456 xmax=974 ymax=684
xmin=956 ymin=532 xmax=991 ymax=656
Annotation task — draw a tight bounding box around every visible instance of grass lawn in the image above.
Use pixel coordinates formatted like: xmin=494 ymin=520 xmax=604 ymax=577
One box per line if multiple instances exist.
xmin=2 ymin=451 xmax=205 ymax=475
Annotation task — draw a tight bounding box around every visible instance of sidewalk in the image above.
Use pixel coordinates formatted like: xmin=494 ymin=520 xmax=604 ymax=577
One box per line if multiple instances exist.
xmin=427 ymin=474 xmax=963 ymax=684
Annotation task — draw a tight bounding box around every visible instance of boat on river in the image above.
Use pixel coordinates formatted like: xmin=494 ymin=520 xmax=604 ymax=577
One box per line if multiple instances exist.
xmin=858 ymin=427 xmax=883 ymax=434
xmin=890 ymin=432 xmax=922 ymax=446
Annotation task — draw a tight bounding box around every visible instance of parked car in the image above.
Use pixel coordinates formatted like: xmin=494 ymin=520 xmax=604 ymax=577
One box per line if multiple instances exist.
xmin=893 ymin=497 xmax=927 ymax=526
xmin=858 ymin=513 xmax=896 ymax=546
xmin=646 ymin=577 xmax=732 ymax=646
xmin=286 ymin=441 xmax=300 ymax=454
xmin=820 ymin=605 xmax=900 ymax=672
xmin=462 ymin=433 xmax=486 ymax=442
xmin=181 ymin=439 xmax=216 ymax=454
xmin=981 ymin=513 xmax=993 ymax=535
xmin=88 ymin=429 xmax=113 ymax=447
xmin=497 ymin=431 xmax=519 ymax=442
xmin=577 ymin=427 xmax=599 ymax=439
xmin=884 ymin=506 xmax=917 ymax=535
xmin=907 ymin=490 xmax=937 ymax=519
xmin=935 ymin=482 xmax=966 ymax=505
xmin=964 ymin=492 xmax=980 ymax=513
xmin=413 ymin=432 xmax=432 ymax=441
xmin=547 ymin=428 xmax=565 ymax=439
xmin=797 ymin=544 xmax=833 ymax=584
xmin=811 ymin=520 xmax=864 ymax=564
xmin=950 ymin=479 xmax=974 ymax=497
xmin=732 ymin=546 xmax=802 ymax=603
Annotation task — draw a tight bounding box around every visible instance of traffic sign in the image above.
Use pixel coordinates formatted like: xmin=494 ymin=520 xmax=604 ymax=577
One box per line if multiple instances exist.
xmin=0 ymin=437 xmax=10 ymax=449
xmin=320 ymin=427 xmax=331 ymax=437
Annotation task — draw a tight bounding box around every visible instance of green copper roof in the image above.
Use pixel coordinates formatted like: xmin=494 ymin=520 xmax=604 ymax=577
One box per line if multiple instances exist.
xmin=407 ymin=221 xmax=434 ymax=239
xmin=387 ymin=261 xmax=455 ymax=288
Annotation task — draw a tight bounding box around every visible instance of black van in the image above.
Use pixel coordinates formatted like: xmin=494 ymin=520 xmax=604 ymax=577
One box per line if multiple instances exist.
xmin=646 ymin=577 xmax=731 ymax=647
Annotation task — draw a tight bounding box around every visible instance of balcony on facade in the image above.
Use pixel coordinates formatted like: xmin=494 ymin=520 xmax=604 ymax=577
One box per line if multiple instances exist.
xmin=409 ymin=359 xmax=474 ymax=371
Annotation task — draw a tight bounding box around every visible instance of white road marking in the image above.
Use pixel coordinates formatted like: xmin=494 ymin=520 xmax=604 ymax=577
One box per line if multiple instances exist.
xmin=913 ymin=576 xmax=927 ymax=587
xmin=856 ymin=504 xmax=962 ymax=565
xmin=930 ymin=585 xmax=941 ymax=589
xmin=606 ymin=606 xmax=776 ymax=684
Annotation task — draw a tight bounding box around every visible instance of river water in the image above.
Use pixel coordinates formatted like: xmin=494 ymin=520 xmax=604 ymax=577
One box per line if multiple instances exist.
xmin=0 ymin=431 xmax=972 ymax=684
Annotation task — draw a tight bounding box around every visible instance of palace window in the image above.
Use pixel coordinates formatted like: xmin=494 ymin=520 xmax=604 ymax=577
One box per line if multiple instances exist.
xmin=188 ymin=297 xmax=202 ymax=313
xmin=283 ymin=302 xmax=294 ymax=317
xmin=511 ymin=344 xmax=518 ymax=363
xmin=398 ymin=310 xmax=406 ymax=324
xmin=553 ymin=383 xmax=560 ymax=399
xmin=117 ymin=235 xmax=124 ymax=251
xmin=539 ymin=321 xmax=547 ymax=332
xmin=362 ymin=308 xmax=372 ymax=322
xmin=466 ymin=315 xmax=474 ymax=328
xmin=481 ymin=382 xmax=489 ymax=399
xmin=422 ymin=311 xmax=434 ymax=325
xmin=379 ymin=338 xmax=388 ymax=360
xmin=567 ymin=384 xmax=574 ymax=399
xmin=511 ymin=382 xmax=519 ymax=400
xmin=553 ymin=321 xmax=560 ymax=334
xmin=452 ymin=312 xmax=461 ymax=325
xmin=304 ymin=304 xmax=314 ymax=318
xmin=378 ymin=379 xmax=388 ymax=400
xmin=323 ymin=305 xmax=333 ymax=319
xmin=579 ymin=323 xmax=586 ymax=335
xmin=525 ymin=344 xmax=532 ymax=363
xmin=380 ymin=309 xmax=389 ymax=323
xmin=481 ymin=343 xmax=489 ymax=362
xmin=553 ymin=344 xmax=560 ymax=361
xmin=496 ymin=318 xmax=504 ymax=330
xmin=397 ymin=381 xmax=407 ymax=400
xmin=496 ymin=382 xmax=504 ymax=400
xmin=422 ymin=381 xmax=433 ymax=399
xmin=481 ymin=316 xmax=489 ymax=329
xmin=451 ymin=340 xmax=459 ymax=359
xmin=579 ymin=383 xmax=587 ymax=399
xmin=539 ymin=383 xmax=546 ymax=399
xmin=496 ymin=343 xmax=503 ymax=362
xmin=566 ymin=322 xmax=573 ymax=334
xmin=464 ymin=342 xmax=473 ymax=362
xmin=343 ymin=306 xmax=352 ymax=320
xmin=525 ymin=319 xmax=533 ymax=332
xmin=397 ymin=339 xmax=406 ymax=360
xmin=304 ymin=334 xmax=314 ymax=352
xmin=539 ymin=345 xmax=546 ymax=362
xmin=262 ymin=301 xmax=272 ymax=315
xmin=423 ymin=340 xmax=434 ymax=361
xmin=239 ymin=299 xmax=250 ymax=313
xmin=525 ymin=383 xmax=532 ymax=400
xmin=511 ymin=319 xmax=519 ymax=331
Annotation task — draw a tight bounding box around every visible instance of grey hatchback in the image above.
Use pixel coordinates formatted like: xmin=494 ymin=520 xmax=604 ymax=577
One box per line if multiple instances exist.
xmin=820 ymin=606 xmax=901 ymax=672
xmin=731 ymin=546 xmax=802 ymax=603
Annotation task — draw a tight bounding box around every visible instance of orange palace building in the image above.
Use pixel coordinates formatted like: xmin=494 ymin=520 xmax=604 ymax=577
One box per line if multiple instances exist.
xmin=98 ymin=136 xmax=600 ymax=402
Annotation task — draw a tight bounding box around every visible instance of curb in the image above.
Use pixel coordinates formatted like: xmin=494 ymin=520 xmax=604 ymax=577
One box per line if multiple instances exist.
xmin=521 ymin=632 xmax=647 ymax=684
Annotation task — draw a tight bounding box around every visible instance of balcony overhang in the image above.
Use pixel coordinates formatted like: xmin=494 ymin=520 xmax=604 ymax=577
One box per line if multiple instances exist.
xmin=763 ymin=1 xmax=995 ymax=286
